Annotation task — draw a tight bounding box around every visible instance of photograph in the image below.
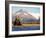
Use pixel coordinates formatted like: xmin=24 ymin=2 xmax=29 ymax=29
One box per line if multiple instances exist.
xmin=12 ymin=6 xmax=40 ymax=31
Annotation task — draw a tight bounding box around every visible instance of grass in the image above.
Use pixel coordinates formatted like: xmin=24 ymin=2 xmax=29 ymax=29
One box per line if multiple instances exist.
xmin=14 ymin=24 xmax=40 ymax=27
xmin=22 ymin=24 xmax=40 ymax=26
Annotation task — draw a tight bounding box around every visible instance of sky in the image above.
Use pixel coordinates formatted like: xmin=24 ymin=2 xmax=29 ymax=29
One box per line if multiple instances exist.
xmin=12 ymin=6 xmax=40 ymax=14
xmin=12 ymin=6 xmax=40 ymax=20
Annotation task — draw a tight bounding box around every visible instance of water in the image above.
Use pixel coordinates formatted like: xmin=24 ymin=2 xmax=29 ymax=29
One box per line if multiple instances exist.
xmin=12 ymin=25 xmax=40 ymax=31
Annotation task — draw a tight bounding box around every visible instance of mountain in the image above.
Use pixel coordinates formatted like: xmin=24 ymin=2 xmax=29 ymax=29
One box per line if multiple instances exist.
xmin=12 ymin=9 xmax=40 ymax=23
xmin=15 ymin=9 xmax=39 ymax=19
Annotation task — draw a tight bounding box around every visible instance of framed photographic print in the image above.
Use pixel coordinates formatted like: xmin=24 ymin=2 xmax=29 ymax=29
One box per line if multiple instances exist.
xmin=5 ymin=1 xmax=45 ymax=37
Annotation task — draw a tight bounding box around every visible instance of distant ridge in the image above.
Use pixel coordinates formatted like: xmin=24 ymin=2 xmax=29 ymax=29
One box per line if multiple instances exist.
xmin=15 ymin=9 xmax=39 ymax=19
xmin=12 ymin=9 xmax=40 ymax=24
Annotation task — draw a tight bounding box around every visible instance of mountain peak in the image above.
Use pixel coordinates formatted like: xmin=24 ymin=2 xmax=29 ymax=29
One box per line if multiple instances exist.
xmin=16 ymin=9 xmax=27 ymax=13
xmin=15 ymin=9 xmax=39 ymax=20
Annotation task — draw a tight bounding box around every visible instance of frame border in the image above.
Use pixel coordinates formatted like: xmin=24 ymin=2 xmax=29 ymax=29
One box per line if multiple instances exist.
xmin=5 ymin=1 xmax=45 ymax=38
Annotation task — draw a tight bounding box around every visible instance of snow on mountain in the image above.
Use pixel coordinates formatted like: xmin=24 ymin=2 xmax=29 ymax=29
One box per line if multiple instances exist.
xmin=28 ymin=12 xmax=40 ymax=19
xmin=12 ymin=9 xmax=40 ymax=21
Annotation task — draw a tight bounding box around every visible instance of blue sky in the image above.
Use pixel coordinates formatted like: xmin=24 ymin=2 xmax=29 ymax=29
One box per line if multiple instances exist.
xmin=12 ymin=6 xmax=40 ymax=14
